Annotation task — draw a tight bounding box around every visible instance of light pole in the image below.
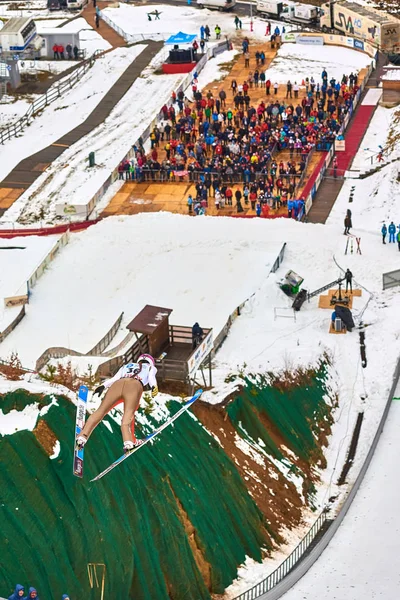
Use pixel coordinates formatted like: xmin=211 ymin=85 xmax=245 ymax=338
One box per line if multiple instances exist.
xmin=250 ymin=0 xmax=253 ymax=32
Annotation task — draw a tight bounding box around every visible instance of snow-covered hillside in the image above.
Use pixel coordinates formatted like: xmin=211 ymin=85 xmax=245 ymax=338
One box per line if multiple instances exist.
xmin=0 ymin=45 xmax=146 ymax=184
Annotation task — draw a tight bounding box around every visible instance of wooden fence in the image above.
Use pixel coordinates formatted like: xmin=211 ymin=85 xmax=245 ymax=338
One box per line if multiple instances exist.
xmin=0 ymin=49 xmax=105 ymax=145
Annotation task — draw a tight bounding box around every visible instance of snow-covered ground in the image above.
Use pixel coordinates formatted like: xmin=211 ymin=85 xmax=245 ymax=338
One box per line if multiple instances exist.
xmin=0 ymin=44 xmax=146 ymax=185
xmin=0 ymin=215 xmax=284 ymax=367
xmin=34 ymin=18 xmax=67 ymax=30
xmin=0 ymin=95 xmax=39 ymax=128
xmin=221 ymin=93 xmax=400 ymax=599
xmin=102 ymin=3 xmax=294 ymax=43
xmin=0 ymin=235 xmax=58 ymax=301
xmin=0 ymin=5 xmax=399 ymax=598
xmin=5 ymin=64 xmax=186 ymax=223
xmin=0 ymin=2 xmax=70 ymax=19
xmin=19 ymin=58 xmax=76 ymax=75
xmin=282 ymin=380 xmax=400 ymax=600
xmin=265 ymin=43 xmax=372 ymax=85
xmin=0 ymin=235 xmax=60 ymax=336
xmin=58 ymin=17 xmax=112 ymax=53
xmin=188 ymin=48 xmax=239 ymax=99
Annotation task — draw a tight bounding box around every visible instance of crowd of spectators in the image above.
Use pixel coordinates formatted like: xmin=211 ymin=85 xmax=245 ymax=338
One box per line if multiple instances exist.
xmin=6 ymin=584 xmax=70 ymax=600
xmin=117 ymin=44 xmax=362 ymax=216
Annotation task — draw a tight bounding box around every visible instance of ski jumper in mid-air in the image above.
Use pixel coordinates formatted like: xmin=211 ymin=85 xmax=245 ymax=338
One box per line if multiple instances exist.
xmin=76 ymin=354 xmax=158 ymax=453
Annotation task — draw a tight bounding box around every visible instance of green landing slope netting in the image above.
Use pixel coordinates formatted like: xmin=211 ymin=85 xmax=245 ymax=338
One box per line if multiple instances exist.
xmin=227 ymin=364 xmax=332 ymax=463
xmin=0 ymin=391 xmax=270 ymax=599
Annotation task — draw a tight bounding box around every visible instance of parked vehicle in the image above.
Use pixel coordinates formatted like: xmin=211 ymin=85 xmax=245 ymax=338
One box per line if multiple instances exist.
xmin=0 ymin=17 xmax=39 ymax=52
xmin=320 ymin=0 xmax=400 ymax=53
xmin=256 ymin=0 xmax=318 ymax=24
xmin=256 ymin=0 xmax=285 ymax=19
xmin=289 ymin=3 xmax=319 ymax=24
xmin=67 ymin=0 xmax=88 ymax=10
xmin=197 ymin=0 xmax=236 ymax=11
xmin=48 ymin=0 xmax=67 ymax=10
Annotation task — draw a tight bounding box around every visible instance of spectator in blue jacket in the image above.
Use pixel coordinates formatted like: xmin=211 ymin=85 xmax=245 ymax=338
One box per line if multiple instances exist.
xmin=24 ymin=588 xmax=39 ymax=600
xmin=8 ymin=585 xmax=24 ymax=600
xmin=381 ymin=223 xmax=387 ymax=244
xmin=388 ymin=221 xmax=396 ymax=243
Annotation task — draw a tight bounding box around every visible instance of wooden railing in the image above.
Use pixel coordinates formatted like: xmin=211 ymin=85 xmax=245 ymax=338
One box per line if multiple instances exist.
xmin=0 ymin=49 xmax=105 ymax=145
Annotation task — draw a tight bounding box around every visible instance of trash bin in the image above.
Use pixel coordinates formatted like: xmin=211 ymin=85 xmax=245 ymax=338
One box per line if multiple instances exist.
xmin=89 ymin=151 xmax=95 ymax=167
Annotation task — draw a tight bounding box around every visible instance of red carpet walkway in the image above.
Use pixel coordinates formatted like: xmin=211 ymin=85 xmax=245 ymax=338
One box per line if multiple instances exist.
xmin=335 ymin=105 xmax=376 ymax=173
xmin=306 ymin=85 xmax=382 ymax=223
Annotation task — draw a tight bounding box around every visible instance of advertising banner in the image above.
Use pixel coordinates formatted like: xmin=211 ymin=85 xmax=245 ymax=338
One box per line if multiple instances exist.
xmin=282 ymin=32 xmax=297 ymax=43
xmin=296 ymin=36 xmax=324 ymax=45
xmin=335 ymin=139 xmax=346 ymax=151
xmin=187 ymin=330 xmax=213 ymax=376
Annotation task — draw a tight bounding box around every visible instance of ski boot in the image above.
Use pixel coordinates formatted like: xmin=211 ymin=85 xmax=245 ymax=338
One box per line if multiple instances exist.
xmin=123 ymin=440 xmax=143 ymax=454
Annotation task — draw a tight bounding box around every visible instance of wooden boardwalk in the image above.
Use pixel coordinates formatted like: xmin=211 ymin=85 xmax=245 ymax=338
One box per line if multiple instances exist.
xmin=82 ymin=1 xmax=126 ymax=48
xmin=0 ymin=41 xmax=163 ymax=217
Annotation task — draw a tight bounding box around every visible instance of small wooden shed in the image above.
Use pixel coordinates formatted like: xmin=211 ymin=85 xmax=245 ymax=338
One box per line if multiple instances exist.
xmin=97 ymin=305 xmax=213 ymax=394
xmin=126 ymin=305 xmax=172 ymax=358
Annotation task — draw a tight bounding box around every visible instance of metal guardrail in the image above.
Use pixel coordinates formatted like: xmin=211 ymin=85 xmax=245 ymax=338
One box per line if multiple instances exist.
xmin=0 ymin=49 xmax=105 ymax=145
xmin=233 ymin=512 xmax=328 ymax=600
xmin=118 ymin=167 xmax=300 ymax=185
xmin=383 ymin=268 xmax=400 ymax=290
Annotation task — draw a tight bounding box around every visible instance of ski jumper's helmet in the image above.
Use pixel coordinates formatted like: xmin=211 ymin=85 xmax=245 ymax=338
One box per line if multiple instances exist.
xmin=138 ymin=353 xmax=155 ymax=367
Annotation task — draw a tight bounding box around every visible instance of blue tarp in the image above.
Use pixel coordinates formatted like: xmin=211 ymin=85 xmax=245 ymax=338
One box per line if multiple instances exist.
xmin=165 ymin=31 xmax=197 ymax=45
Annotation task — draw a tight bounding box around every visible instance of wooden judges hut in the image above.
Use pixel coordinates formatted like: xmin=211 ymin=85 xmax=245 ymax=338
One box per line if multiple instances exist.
xmin=97 ymin=305 xmax=213 ymax=393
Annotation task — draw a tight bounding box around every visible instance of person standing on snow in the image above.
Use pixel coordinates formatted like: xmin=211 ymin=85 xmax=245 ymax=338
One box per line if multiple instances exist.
xmin=397 ymin=230 xmax=400 ymax=251
xmin=76 ymin=355 xmax=158 ymax=454
xmin=344 ymin=214 xmax=351 ymax=235
xmin=344 ymin=269 xmax=353 ymax=293
xmin=388 ymin=221 xmax=396 ymax=243
xmin=381 ymin=223 xmax=387 ymax=244
xmin=8 ymin=585 xmax=24 ymax=600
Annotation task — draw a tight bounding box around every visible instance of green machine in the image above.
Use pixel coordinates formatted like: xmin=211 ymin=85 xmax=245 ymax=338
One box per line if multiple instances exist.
xmin=279 ymin=270 xmax=304 ymax=297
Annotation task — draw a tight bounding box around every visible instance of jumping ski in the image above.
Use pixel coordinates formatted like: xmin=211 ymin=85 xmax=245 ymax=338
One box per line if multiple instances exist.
xmin=91 ymin=388 xmax=203 ymax=482
xmin=73 ymin=385 xmax=89 ymax=478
